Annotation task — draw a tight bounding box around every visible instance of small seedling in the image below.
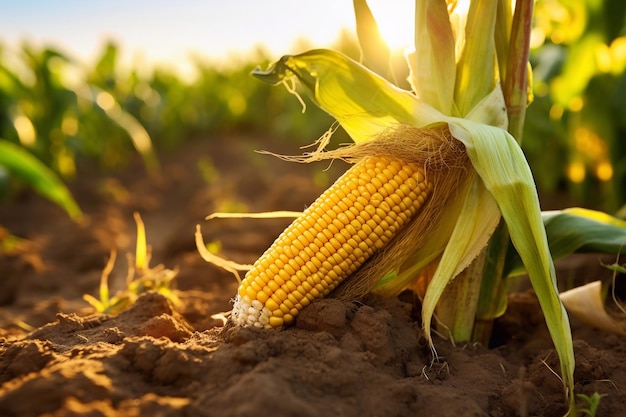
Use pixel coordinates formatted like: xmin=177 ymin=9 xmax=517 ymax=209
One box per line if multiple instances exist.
xmin=83 ymin=212 xmax=179 ymax=315
xmin=576 ymin=392 xmax=606 ymax=417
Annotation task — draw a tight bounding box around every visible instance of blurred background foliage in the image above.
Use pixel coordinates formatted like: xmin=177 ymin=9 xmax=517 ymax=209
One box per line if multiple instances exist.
xmin=0 ymin=0 xmax=625 ymax=215
xmin=525 ymin=0 xmax=626 ymax=213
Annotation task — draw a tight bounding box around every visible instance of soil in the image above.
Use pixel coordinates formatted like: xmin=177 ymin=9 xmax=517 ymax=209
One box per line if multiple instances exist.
xmin=1 ymin=134 xmax=625 ymax=417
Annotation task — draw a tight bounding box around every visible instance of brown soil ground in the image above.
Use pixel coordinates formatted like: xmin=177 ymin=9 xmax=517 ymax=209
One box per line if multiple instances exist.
xmin=1 ymin=135 xmax=625 ymax=417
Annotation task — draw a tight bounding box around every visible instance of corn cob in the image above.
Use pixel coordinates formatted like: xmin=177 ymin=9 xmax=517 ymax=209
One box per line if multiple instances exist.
xmin=232 ymin=156 xmax=432 ymax=328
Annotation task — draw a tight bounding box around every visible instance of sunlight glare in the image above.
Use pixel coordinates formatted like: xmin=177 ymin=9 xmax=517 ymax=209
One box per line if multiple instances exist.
xmin=365 ymin=0 xmax=414 ymax=50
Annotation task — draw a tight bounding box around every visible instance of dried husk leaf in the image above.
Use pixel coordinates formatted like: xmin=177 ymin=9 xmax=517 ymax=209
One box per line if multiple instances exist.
xmin=560 ymin=281 xmax=626 ymax=336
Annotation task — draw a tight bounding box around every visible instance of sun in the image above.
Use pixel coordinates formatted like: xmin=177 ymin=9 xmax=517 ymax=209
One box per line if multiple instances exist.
xmin=365 ymin=0 xmax=415 ymax=51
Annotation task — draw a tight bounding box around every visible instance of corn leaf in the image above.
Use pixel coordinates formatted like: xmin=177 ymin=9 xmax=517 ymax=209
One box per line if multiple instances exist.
xmin=506 ymin=208 xmax=626 ymax=277
xmin=83 ymin=87 xmax=159 ymax=172
xmin=252 ymin=49 xmax=444 ymax=143
xmin=449 ymin=118 xmax=575 ymax=404
xmin=0 ymin=139 xmax=81 ymax=220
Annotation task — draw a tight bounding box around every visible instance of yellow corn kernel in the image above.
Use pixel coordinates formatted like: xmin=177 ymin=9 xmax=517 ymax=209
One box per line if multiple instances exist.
xmin=231 ymin=156 xmax=432 ymax=328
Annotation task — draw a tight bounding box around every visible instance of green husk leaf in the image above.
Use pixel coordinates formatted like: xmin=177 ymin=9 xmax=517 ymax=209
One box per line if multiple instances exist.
xmin=252 ymin=49 xmax=443 ymax=143
xmin=421 ymin=170 xmax=501 ymax=342
xmin=506 ymin=208 xmax=626 ymax=277
xmin=410 ymin=0 xmax=456 ymax=114
xmin=494 ymin=0 xmax=513 ymax=82
xmin=0 ymin=139 xmax=82 ymax=220
xmin=454 ymin=0 xmax=498 ymax=116
xmin=449 ymin=118 xmax=575 ymax=404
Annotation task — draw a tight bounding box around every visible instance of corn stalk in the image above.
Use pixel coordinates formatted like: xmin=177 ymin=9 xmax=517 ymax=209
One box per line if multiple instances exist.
xmin=440 ymin=0 xmax=534 ymax=346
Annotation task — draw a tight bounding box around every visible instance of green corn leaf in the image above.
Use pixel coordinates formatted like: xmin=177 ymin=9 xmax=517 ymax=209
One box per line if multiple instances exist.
xmin=0 ymin=139 xmax=82 ymax=220
xmin=506 ymin=208 xmax=626 ymax=277
xmin=82 ymin=87 xmax=159 ymax=172
xmin=252 ymin=49 xmax=444 ymax=143
xmin=449 ymin=118 xmax=575 ymax=405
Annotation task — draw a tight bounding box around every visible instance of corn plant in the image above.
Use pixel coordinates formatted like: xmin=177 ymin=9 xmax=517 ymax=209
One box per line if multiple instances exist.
xmin=577 ymin=392 xmax=606 ymax=417
xmin=0 ymin=41 xmax=338 ymax=214
xmin=83 ymin=213 xmax=179 ymax=315
xmin=0 ymin=43 xmax=161 ymax=219
xmin=0 ymin=44 xmax=158 ymax=175
xmin=201 ymin=1 xmax=626 ymax=415
xmin=244 ymin=0 xmax=578 ymax=406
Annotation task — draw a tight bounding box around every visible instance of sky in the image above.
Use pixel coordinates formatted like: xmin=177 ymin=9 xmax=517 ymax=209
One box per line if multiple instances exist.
xmin=1 ymin=0 xmax=414 ymax=74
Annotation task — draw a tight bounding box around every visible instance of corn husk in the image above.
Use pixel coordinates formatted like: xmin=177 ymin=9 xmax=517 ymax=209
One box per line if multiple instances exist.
xmin=560 ymin=281 xmax=626 ymax=336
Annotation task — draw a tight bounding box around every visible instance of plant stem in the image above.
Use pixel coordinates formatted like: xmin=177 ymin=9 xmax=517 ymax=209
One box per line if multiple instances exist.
xmin=439 ymin=0 xmax=534 ymax=345
xmin=503 ymin=0 xmax=534 ymax=144
xmin=467 ymin=0 xmax=534 ymax=346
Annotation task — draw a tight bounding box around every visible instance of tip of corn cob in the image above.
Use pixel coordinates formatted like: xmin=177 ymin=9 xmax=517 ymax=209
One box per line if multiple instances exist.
xmin=231 ymin=294 xmax=273 ymax=328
